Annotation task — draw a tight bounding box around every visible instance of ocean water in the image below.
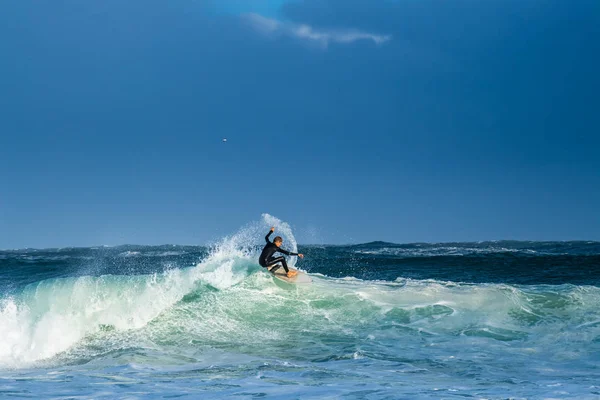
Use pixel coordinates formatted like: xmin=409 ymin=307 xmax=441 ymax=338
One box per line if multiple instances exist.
xmin=1 ymin=216 xmax=600 ymax=399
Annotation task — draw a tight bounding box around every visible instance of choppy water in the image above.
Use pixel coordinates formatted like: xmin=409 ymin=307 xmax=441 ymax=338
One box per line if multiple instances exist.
xmin=1 ymin=215 xmax=600 ymax=399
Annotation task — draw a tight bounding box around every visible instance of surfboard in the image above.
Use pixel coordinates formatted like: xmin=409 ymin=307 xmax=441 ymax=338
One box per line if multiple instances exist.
xmin=270 ymin=268 xmax=312 ymax=285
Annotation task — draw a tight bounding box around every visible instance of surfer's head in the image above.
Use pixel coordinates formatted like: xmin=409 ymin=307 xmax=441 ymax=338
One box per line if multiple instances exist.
xmin=274 ymin=237 xmax=283 ymax=247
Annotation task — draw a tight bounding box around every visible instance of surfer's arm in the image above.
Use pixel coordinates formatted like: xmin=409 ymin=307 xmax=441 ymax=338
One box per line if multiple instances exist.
xmin=265 ymin=229 xmax=274 ymax=243
xmin=277 ymin=248 xmax=298 ymax=256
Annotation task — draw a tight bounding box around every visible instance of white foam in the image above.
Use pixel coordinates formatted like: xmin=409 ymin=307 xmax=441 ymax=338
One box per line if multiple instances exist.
xmin=0 ymin=267 xmax=198 ymax=367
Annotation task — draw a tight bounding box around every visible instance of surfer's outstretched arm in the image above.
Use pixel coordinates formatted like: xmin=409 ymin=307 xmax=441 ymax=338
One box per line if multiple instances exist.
xmin=277 ymin=248 xmax=304 ymax=259
xmin=276 ymin=248 xmax=295 ymax=256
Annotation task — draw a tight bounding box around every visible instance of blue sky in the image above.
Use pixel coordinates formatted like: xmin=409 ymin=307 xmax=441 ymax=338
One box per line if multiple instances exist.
xmin=1 ymin=0 xmax=599 ymax=248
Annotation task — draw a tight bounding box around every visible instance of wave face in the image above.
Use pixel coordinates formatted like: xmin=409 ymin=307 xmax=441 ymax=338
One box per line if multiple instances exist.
xmin=1 ymin=215 xmax=599 ymax=398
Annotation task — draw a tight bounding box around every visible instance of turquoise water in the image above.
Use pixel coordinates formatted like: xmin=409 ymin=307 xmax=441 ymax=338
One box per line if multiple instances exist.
xmin=1 ymin=215 xmax=600 ymax=398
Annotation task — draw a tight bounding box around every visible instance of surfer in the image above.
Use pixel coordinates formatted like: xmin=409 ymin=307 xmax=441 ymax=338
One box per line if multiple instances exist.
xmin=259 ymin=227 xmax=304 ymax=278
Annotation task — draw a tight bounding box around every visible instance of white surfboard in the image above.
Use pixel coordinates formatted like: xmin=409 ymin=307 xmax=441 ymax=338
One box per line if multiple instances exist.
xmin=270 ymin=268 xmax=312 ymax=285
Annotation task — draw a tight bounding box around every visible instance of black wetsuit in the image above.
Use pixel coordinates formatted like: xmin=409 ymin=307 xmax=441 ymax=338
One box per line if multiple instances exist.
xmin=259 ymin=231 xmax=298 ymax=273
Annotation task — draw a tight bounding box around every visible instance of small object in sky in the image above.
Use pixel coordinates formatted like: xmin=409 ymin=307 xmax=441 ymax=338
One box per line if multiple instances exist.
xmin=222 ymin=138 xmax=227 ymax=142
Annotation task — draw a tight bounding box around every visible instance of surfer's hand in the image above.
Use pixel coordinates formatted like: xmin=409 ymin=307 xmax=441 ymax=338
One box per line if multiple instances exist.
xmin=270 ymin=227 xmax=275 ymax=232
xmin=298 ymin=254 xmax=304 ymax=259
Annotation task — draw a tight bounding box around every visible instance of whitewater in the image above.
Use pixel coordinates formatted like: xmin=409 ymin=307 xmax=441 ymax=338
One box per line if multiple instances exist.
xmin=1 ymin=214 xmax=599 ymax=399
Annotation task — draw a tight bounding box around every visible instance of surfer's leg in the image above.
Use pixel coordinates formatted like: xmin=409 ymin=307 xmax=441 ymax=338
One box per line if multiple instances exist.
xmin=267 ymin=256 xmax=289 ymax=273
xmin=269 ymin=264 xmax=281 ymax=273
xmin=280 ymin=258 xmax=289 ymax=273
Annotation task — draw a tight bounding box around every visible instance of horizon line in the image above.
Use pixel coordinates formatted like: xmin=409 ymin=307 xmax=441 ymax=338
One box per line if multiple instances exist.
xmin=2 ymin=239 xmax=599 ymax=252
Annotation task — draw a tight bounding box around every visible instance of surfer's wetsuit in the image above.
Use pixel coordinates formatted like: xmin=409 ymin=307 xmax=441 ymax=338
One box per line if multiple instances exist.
xmin=259 ymin=231 xmax=298 ymax=273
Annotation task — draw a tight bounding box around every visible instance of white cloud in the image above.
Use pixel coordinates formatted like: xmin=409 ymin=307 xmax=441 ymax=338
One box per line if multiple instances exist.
xmin=244 ymin=13 xmax=391 ymax=48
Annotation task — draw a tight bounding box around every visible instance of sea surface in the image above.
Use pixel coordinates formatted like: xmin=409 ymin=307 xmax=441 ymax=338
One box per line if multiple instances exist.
xmin=1 ymin=216 xmax=600 ymax=399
